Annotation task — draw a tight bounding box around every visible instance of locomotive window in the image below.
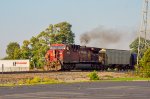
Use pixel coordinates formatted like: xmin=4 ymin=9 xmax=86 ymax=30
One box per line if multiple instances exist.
xmin=50 ymin=46 xmax=65 ymax=49
xmin=58 ymin=46 xmax=65 ymax=49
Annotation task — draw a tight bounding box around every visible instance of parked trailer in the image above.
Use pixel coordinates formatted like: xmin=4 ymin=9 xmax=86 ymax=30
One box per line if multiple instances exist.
xmin=0 ymin=60 xmax=29 ymax=72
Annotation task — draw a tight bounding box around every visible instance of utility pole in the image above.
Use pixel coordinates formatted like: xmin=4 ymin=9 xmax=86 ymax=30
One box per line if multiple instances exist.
xmin=137 ymin=0 xmax=150 ymax=65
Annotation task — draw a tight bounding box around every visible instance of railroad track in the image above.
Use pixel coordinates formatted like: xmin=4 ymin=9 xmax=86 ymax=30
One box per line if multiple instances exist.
xmin=0 ymin=71 xmax=55 ymax=74
xmin=0 ymin=70 xmax=129 ymax=74
xmin=0 ymin=70 xmax=94 ymax=74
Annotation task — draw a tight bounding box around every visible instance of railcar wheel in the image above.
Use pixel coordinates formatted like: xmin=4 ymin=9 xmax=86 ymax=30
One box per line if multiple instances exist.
xmin=97 ymin=64 xmax=101 ymax=71
xmin=70 ymin=64 xmax=75 ymax=70
xmin=103 ymin=66 xmax=108 ymax=71
xmin=63 ymin=64 xmax=71 ymax=71
xmin=116 ymin=65 xmax=121 ymax=71
xmin=91 ymin=64 xmax=99 ymax=70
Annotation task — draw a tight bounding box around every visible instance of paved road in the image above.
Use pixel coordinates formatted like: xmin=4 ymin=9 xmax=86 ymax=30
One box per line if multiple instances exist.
xmin=0 ymin=81 xmax=150 ymax=99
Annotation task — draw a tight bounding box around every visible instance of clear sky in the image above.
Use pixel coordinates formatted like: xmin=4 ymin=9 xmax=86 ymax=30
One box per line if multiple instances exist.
xmin=0 ymin=0 xmax=142 ymax=58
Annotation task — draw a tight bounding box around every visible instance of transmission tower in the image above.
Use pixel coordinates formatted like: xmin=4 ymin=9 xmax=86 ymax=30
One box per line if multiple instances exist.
xmin=137 ymin=0 xmax=150 ymax=65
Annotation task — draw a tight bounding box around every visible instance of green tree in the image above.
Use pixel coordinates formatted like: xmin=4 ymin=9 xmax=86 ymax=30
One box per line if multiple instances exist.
xmin=130 ymin=37 xmax=150 ymax=54
xmin=29 ymin=34 xmax=49 ymax=69
xmin=29 ymin=36 xmax=40 ymax=68
xmin=50 ymin=22 xmax=75 ymax=44
xmin=139 ymin=48 xmax=150 ymax=77
xmin=21 ymin=40 xmax=31 ymax=59
xmin=6 ymin=42 xmax=21 ymax=59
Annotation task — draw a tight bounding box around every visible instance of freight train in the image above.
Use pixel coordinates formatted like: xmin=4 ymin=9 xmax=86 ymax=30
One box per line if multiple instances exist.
xmin=44 ymin=44 xmax=136 ymax=71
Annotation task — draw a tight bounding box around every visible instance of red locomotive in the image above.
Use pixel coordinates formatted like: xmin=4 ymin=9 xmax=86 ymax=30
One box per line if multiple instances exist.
xmin=45 ymin=44 xmax=136 ymax=71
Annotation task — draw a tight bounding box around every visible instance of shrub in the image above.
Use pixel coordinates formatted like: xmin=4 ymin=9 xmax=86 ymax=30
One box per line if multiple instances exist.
xmin=145 ymin=72 xmax=150 ymax=78
xmin=26 ymin=79 xmax=31 ymax=84
xmin=18 ymin=80 xmax=24 ymax=85
xmin=138 ymin=48 xmax=150 ymax=78
xmin=88 ymin=71 xmax=100 ymax=80
xmin=140 ymin=70 xmax=150 ymax=78
xmin=41 ymin=78 xmax=58 ymax=84
xmin=30 ymin=76 xmax=41 ymax=83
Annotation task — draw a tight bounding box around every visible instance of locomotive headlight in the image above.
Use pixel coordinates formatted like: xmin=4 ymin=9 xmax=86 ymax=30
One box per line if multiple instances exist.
xmin=91 ymin=48 xmax=94 ymax=50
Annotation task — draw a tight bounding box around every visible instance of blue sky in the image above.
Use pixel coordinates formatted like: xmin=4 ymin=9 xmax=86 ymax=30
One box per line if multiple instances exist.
xmin=0 ymin=0 xmax=142 ymax=58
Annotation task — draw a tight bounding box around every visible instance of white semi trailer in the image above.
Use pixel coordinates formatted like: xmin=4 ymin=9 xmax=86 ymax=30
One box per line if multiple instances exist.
xmin=0 ymin=60 xmax=29 ymax=72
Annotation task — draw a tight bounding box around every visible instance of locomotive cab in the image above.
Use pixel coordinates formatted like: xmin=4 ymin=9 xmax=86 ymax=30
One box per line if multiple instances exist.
xmin=45 ymin=44 xmax=81 ymax=71
xmin=45 ymin=44 xmax=66 ymax=71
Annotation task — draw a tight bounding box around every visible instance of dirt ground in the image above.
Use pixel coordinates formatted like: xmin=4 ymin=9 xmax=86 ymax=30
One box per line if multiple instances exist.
xmin=0 ymin=71 xmax=134 ymax=84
